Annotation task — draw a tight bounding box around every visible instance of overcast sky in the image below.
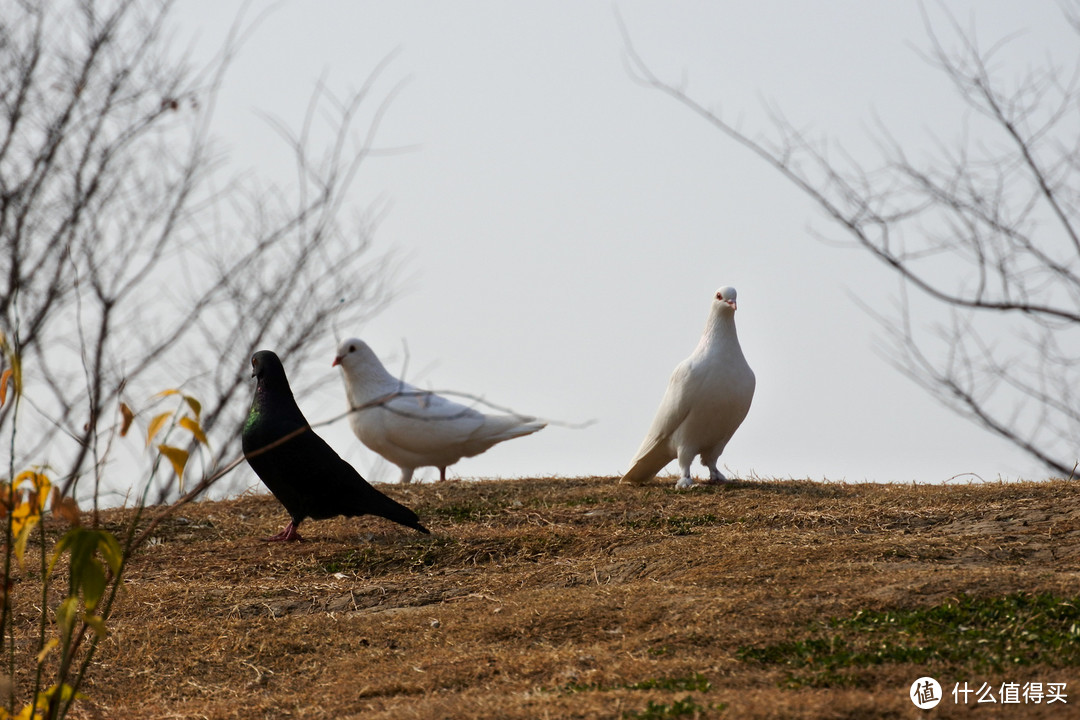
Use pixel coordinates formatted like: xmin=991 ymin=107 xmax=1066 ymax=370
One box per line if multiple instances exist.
xmin=177 ymin=1 xmax=1073 ymax=485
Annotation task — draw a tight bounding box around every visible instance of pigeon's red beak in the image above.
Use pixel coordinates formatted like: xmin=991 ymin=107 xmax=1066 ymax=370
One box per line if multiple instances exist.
xmin=331 ymin=356 xmax=341 ymax=367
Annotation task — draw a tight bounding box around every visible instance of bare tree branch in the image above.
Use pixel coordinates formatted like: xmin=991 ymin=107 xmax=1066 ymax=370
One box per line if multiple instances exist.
xmin=0 ymin=0 xmax=400 ymax=503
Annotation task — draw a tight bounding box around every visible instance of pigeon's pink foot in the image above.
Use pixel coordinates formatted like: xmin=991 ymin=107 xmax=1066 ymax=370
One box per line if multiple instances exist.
xmin=438 ymin=466 xmax=461 ymax=482
xmin=263 ymin=522 xmax=303 ymax=542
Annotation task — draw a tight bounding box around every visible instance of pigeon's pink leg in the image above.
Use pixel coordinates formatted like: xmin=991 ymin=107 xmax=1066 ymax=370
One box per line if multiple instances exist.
xmin=439 ymin=466 xmax=447 ymax=482
xmin=263 ymin=521 xmax=303 ymax=542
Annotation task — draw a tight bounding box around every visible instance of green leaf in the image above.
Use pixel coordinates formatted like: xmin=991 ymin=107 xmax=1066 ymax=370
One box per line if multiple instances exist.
xmin=78 ymin=560 xmax=106 ymax=612
xmin=55 ymin=597 xmax=79 ymax=644
xmin=95 ymin=531 xmax=124 ymax=576
xmin=48 ymin=531 xmax=74 ymax=575
xmin=66 ymin=530 xmax=97 ymax=580
xmin=82 ymin=613 xmax=107 ymax=639
xmin=50 ymin=527 xmax=124 ymax=582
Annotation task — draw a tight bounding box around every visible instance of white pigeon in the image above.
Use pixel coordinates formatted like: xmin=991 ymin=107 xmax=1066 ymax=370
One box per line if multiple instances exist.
xmin=621 ymin=286 xmax=755 ymax=489
xmin=333 ymin=338 xmax=547 ymax=484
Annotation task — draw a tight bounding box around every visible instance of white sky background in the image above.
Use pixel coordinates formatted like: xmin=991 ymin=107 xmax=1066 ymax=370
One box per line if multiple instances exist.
xmin=174 ymin=1 xmax=1073 ymax=486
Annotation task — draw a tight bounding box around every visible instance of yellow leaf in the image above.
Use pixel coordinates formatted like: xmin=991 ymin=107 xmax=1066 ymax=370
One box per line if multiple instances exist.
xmin=10 ymin=356 xmax=20 ymax=399
xmin=119 ymin=402 xmax=135 ymax=437
xmin=13 ymin=469 xmax=42 ymax=486
xmin=0 ymin=335 xmax=21 ymax=401
xmin=178 ymin=415 xmax=209 ymax=446
xmin=13 ymin=515 xmax=39 ymax=566
xmin=0 ymin=368 xmax=11 ymax=407
xmin=36 ymin=638 xmax=58 ymax=665
xmin=154 ymin=389 xmax=201 ymax=416
xmin=157 ymin=445 xmax=189 ymax=484
xmin=8 ymin=471 xmax=50 ymax=561
xmin=146 ymin=412 xmax=172 ymax=447
xmin=14 ymin=470 xmax=50 ymax=514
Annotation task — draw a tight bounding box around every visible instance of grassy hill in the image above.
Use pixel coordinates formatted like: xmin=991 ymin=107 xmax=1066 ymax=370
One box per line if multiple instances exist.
xmin=45 ymin=477 xmax=1080 ymax=718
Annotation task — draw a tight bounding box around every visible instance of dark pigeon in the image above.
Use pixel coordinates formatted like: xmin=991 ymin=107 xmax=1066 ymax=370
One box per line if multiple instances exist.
xmin=242 ymin=350 xmax=430 ymax=541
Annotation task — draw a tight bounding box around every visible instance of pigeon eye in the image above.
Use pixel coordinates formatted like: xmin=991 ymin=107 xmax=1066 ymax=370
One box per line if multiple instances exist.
xmin=715 ymin=292 xmax=723 ymax=300
xmin=349 ymin=345 xmax=356 ymax=353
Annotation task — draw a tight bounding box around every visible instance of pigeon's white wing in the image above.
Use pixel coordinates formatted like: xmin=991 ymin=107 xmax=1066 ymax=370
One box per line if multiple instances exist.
xmin=355 ymin=391 xmax=486 ymax=466
xmin=621 ymin=358 xmax=700 ymax=484
xmin=382 ymin=385 xmax=481 ymax=422
xmin=338 ymin=340 xmax=547 ymax=476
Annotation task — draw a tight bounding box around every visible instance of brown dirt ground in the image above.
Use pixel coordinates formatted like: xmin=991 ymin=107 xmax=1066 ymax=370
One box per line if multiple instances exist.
xmin=15 ymin=477 xmax=1080 ymax=719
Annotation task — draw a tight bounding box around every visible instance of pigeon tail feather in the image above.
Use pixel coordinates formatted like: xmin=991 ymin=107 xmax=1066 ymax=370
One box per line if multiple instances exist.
xmin=370 ymin=497 xmax=431 ymax=534
xmin=620 ymin=440 xmax=673 ymax=485
xmin=480 ymin=416 xmax=546 ymax=444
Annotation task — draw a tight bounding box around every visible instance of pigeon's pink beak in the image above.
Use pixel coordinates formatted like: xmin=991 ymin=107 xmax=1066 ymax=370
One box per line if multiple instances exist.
xmin=726 ymin=299 xmax=737 ymax=310
xmin=331 ymin=356 xmax=342 ymax=367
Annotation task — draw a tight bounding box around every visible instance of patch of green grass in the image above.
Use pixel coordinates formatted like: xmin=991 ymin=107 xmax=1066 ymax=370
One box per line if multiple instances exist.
xmin=320 ymin=546 xmax=380 ymax=574
xmin=560 ymin=673 xmax=710 ymax=695
xmin=665 ymin=514 xmax=721 ymax=535
xmin=319 ymin=538 xmax=450 ymax=574
xmin=623 ymin=696 xmax=725 ymax=718
xmin=464 ymin=533 xmax=571 ymax=564
xmin=629 ymin=674 xmax=711 ymax=692
xmin=561 ymin=494 xmax=618 ymax=507
xmin=732 ymin=480 xmax=853 ymax=498
xmin=426 ymin=502 xmax=487 ymax=523
xmin=623 ymin=514 xmax=725 ymax=536
xmin=738 ymin=592 xmax=1080 ymax=688
xmin=559 ymin=674 xmax=722 ymax=718
xmin=320 ymin=530 xmax=574 ymax=576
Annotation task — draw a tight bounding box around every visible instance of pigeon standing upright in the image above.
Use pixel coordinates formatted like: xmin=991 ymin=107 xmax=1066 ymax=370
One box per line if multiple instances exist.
xmin=621 ymin=286 xmax=755 ymax=489
xmin=333 ymin=338 xmax=546 ymax=484
xmin=242 ymin=350 xmax=430 ymax=541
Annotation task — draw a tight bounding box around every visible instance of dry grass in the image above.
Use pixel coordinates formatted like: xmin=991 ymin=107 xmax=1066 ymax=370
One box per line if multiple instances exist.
xmin=18 ymin=477 xmax=1080 ymax=719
